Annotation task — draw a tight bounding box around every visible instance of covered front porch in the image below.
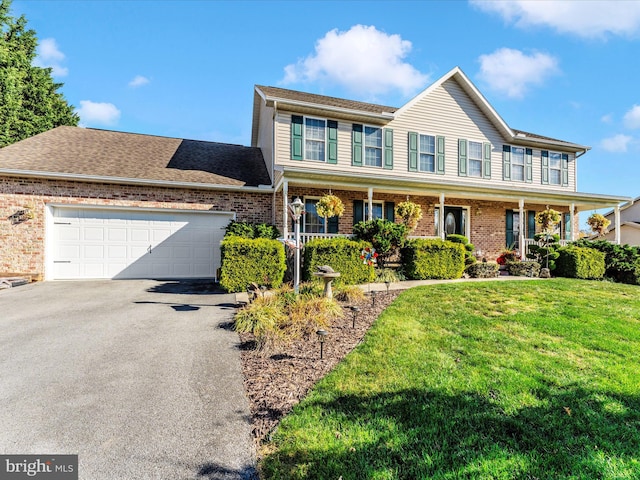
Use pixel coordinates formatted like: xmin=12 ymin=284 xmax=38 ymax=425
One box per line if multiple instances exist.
xmin=274 ymin=166 xmax=631 ymax=261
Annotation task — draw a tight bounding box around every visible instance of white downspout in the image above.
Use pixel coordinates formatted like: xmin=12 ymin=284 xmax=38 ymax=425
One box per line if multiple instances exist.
xmin=283 ymin=181 xmax=289 ymax=238
xmin=569 ymin=203 xmax=575 ymax=241
xmin=368 ymin=187 xmax=374 ymax=221
xmin=615 ymin=205 xmax=621 ymax=244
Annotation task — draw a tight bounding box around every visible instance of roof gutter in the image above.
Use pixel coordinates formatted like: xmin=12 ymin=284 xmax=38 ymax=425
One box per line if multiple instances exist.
xmin=0 ymin=169 xmax=274 ymax=193
xmin=261 ymin=95 xmax=395 ymax=121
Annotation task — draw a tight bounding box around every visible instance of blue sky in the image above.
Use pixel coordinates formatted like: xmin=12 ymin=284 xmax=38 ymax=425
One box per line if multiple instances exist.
xmin=11 ymin=0 xmax=640 ymax=210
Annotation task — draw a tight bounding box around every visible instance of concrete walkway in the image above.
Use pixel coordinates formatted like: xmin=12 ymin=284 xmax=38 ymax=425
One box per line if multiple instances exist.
xmin=0 ymin=280 xmax=256 ymax=480
xmin=365 ymin=274 xmax=541 ymax=293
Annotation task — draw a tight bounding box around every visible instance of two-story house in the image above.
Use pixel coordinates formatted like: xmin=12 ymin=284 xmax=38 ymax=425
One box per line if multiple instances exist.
xmin=253 ymin=67 xmax=630 ymax=259
xmin=0 ymin=67 xmax=631 ymax=281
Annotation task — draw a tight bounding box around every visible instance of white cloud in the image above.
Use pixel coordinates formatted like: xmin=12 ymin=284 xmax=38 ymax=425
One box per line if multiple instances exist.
xmin=282 ymin=25 xmax=429 ymax=97
xmin=471 ymin=0 xmax=640 ymax=39
xmin=128 ymin=75 xmax=150 ymax=88
xmin=600 ymin=134 xmax=632 ymax=153
xmin=623 ymin=105 xmax=640 ymax=129
xmin=601 ymin=113 xmax=613 ymax=124
xmin=477 ymin=48 xmax=559 ymax=99
xmin=76 ymin=100 xmax=121 ymax=126
xmin=33 ymin=38 xmax=68 ymax=76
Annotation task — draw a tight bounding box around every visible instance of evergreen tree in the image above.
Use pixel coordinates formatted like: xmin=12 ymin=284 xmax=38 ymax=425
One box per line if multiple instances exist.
xmin=0 ymin=0 xmax=78 ymax=147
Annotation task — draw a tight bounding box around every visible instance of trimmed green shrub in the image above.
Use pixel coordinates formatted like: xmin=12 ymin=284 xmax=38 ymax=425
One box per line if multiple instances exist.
xmin=401 ymin=239 xmax=466 ymax=280
xmin=506 ymin=260 xmax=541 ymax=277
xmin=571 ymin=239 xmax=640 ymax=285
xmin=555 ymin=246 xmax=605 ymax=280
xmin=220 ymin=237 xmax=286 ymax=292
xmin=465 ymin=262 xmax=499 ymax=278
xmin=303 ymin=238 xmax=375 ymax=286
xmin=224 ymin=220 xmax=280 ymax=239
xmin=446 ymin=234 xmax=476 ymax=265
xmin=527 ymin=232 xmax=560 ymax=270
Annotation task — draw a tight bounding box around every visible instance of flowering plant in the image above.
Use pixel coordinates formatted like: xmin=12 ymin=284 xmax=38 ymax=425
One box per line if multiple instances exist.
xmin=496 ymin=249 xmax=519 ymax=265
xmin=535 ymin=207 xmax=561 ymax=233
xmin=395 ymin=201 xmax=422 ymax=232
xmin=316 ymin=194 xmax=345 ymax=219
xmin=587 ymin=213 xmax=610 ymax=236
xmin=360 ymin=247 xmax=378 ymax=266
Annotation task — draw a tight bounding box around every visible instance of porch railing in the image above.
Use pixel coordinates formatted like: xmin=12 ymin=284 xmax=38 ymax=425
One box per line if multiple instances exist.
xmin=522 ymin=238 xmax=571 ymax=256
xmin=285 ymin=232 xmax=438 ymax=246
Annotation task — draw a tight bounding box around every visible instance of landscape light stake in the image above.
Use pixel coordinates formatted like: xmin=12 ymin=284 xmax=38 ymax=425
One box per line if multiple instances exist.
xmin=316 ymin=329 xmax=328 ymax=359
xmin=371 ymin=290 xmax=377 ymax=307
xmin=350 ymin=306 xmax=360 ymax=328
xmin=385 ymin=280 xmax=391 ymax=294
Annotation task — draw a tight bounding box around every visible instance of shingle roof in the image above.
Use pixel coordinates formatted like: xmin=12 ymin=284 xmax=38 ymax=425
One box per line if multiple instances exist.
xmin=0 ymin=126 xmax=271 ymax=187
xmin=256 ymin=85 xmax=398 ymax=115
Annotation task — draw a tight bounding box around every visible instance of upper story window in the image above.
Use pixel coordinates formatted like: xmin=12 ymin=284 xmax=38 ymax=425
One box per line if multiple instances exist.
xmin=511 ymin=147 xmax=525 ymax=181
xmin=353 ymin=124 xmax=393 ymax=169
xmin=549 ymin=152 xmax=562 ymax=185
xmin=364 ymin=126 xmax=382 ymax=167
xmin=304 ymin=118 xmax=326 ymax=161
xmin=541 ymin=150 xmax=568 ymax=186
xmin=502 ymin=145 xmax=531 ymax=183
xmin=291 ymin=115 xmax=337 ymax=164
xmin=459 ymin=139 xmax=491 ymax=179
xmin=468 ymin=141 xmax=483 ymax=177
xmin=419 ymin=135 xmax=435 ymax=172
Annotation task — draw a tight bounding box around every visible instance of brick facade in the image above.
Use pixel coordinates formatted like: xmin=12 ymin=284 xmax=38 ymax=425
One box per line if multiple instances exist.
xmin=0 ymin=176 xmax=271 ymax=277
xmin=277 ymin=186 xmax=572 ymax=261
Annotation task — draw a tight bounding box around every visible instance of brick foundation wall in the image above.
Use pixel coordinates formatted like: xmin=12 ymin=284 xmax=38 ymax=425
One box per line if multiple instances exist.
xmin=0 ymin=176 xmax=272 ymax=277
xmin=276 ymin=186 xmax=570 ymax=261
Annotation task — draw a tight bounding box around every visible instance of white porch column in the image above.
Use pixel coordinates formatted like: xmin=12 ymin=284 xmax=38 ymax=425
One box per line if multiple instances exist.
xmin=368 ymin=187 xmax=374 ymax=221
xmin=569 ymin=203 xmax=575 ymax=241
xmin=439 ymin=193 xmax=445 ymax=240
xmin=283 ymin=181 xmax=289 ymax=237
xmin=615 ymin=205 xmax=621 ymax=244
xmin=518 ymin=199 xmax=525 ymax=259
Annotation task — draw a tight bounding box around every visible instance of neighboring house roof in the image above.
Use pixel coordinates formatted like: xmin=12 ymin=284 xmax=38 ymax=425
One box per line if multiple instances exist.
xmin=255 ymin=67 xmax=589 ymax=153
xmin=0 ymin=126 xmax=272 ymax=189
xmin=603 ymin=195 xmax=639 ymax=219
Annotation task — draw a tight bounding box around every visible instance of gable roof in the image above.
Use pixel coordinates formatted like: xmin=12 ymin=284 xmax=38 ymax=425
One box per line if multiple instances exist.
xmin=0 ymin=126 xmax=272 ymax=189
xmin=254 ymin=67 xmax=589 ymax=152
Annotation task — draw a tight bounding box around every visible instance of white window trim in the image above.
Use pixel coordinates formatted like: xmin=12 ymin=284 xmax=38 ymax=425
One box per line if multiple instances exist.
xmin=548 ymin=151 xmax=562 ymax=186
xmin=364 ymin=200 xmax=386 ymax=220
xmin=363 ymin=124 xmax=383 ymax=168
xmin=302 ymin=196 xmax=325 ymax=233
xmin=510 ymin=146 xmax=526 ymax=182
xmin=303 ymin=116 xmax=327 ymax=163
xmin=418 ymin=133 xmax=436 ymax=173
xmin=468 ymin=140 xmax=483 ymax=178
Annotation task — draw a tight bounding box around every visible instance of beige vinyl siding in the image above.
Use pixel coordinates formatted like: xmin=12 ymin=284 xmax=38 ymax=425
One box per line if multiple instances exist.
xmin=273 ymin=78 xmax=577 ymax=192
xmin=257 ymin=104 xmax=275 ymax=182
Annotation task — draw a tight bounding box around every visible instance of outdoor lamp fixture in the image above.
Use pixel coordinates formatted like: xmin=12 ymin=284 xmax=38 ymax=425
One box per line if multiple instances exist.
xmin=288 ymin=197 xmax=305 ymax=294
xmin=371 ymin=290 xmax=377 ymax=307
xmin=316 ymin=329 xmax=328 ymax=359
xmin=350 ymin=305 xmax=360 ymax=329
xmin=385 ymin=280 xmax=391 ymax=294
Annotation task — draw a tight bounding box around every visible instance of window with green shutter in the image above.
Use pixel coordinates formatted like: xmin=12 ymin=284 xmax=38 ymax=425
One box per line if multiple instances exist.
xmin=327 ymin=120 xmax=338 ymax=164
xmin=503 ymin=145 xmax=511 ymax=180
xmin=458 ymin=139 xmax=468 ymax=176
xmin=291 ymin=115 xmax=303 ymax=160
xmin=408 ymin=132 xmax=418 ymax=172
xmin=352 ymin=124 xmax=363 ymax=166
xmin=384 ymin=128 xmax=393 ymax=169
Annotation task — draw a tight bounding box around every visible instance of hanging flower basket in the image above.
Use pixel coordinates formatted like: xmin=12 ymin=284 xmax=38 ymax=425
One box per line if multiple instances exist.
xmin=535 ymin=207 xmax=561 ymax=233
xmin=395 ymin=201 xmax=423 ymax=232
xmin=587 ymin=213 xmax=610 ymax=236
xmin=316 ymin=194 xmax=345 ymax=219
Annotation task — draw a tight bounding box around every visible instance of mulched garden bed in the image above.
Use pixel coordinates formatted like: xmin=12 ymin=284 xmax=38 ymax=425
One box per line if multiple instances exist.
xmin=238 ymin=290 xmax=401 ymax=446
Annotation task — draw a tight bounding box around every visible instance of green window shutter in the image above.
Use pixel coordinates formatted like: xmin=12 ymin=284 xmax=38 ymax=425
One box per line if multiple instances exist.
xmin=352 ymin=124 xmax=363 ymax=166
xmin=458 ymin=139 xmax=468 ymax=176
xmin=408 ymin=132 xmax=418 ymax=172
xmin=291 ymin=115 xmax=303 ymax=160
xmin=353 ymin=200 xmax=364 ymax=225
xmin=506 ymin=210 xmax=514 ymax=248
xmin=437 ymin=136 xmax=446 ymax=175
xmin=328 ymin=215 xmax=339 ymax=234
xmin=384 ymin=128 xmax=394 ymax=170
xmin=561 ymin=153 xmax=569 ymax=186
xmin=385 ymin=202 xmax=395 ymax=222
xmin=525 ymin=148 xmax=533 ymax=183
xmin=483 ymin=142 xmax=491 ymax=179
xmin=327 ymin=120 xmax=338 ymax=164
xmin=502 ymin=145 xmax=511 ymax=180
xmin=541 ymin=150 xmax=549 ymax=184
xmin=527 ymin=211 xmax=536 ymax=239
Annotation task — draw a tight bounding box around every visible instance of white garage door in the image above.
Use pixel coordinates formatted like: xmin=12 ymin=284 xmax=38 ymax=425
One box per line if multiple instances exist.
xmin=50 ymin=207 xmax=232 ymax=280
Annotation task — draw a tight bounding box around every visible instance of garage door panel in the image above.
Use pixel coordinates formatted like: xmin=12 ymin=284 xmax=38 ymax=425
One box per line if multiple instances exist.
xmin=51 ymin=208 xmax=231 ymax=280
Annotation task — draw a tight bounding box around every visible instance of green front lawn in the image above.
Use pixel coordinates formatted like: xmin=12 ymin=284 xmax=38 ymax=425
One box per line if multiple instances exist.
xmin=261 ymin=279 xmax=640 ymax=479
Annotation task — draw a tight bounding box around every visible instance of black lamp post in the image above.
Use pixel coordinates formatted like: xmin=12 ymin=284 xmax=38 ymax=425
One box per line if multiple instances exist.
xmin=371 ymin=290 xmax=377 ymax=307
xmin=288 ymin=197 xmax=305 ymax=294
xmin=350 ymin=306 xmax=360 ymax=328
xmin=316 ymin=329 xmax=328 ymax=359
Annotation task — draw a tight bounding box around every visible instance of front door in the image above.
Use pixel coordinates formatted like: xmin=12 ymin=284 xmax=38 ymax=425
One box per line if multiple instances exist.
xmin=444 ymin=207 xmax=464 ymax=236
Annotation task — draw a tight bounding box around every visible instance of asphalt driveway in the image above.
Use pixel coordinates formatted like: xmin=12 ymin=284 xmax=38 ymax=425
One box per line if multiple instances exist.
xmin=0 ymin=280 xmax=256 ymax=479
